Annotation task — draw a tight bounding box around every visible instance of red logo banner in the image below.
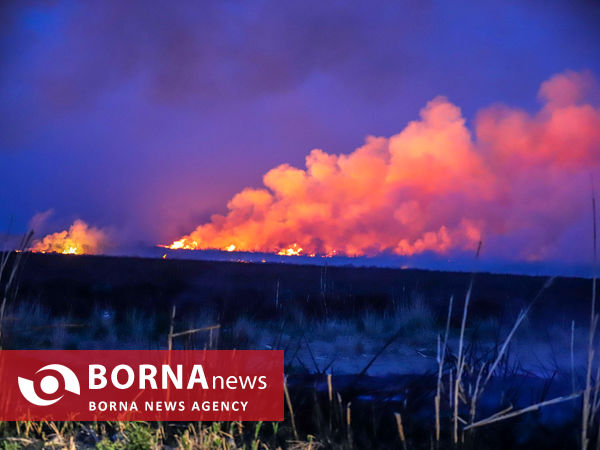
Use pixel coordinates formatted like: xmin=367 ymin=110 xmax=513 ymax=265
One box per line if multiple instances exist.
xmin=0 ymin=350 xmax=284 ymax=421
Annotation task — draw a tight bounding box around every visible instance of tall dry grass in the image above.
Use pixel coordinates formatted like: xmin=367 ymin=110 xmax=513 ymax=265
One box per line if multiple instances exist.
xmin=0 ymin=230 xmax=33 ymax=349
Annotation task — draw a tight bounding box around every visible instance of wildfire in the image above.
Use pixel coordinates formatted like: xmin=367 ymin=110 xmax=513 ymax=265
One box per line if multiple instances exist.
xmin=164 ymin=240 xmax=237 ymax=252
xmin=277 ymin=244 xmax=303 ymax=256
xmin=168 ymin=238 xmax=198 ymax=250
xmin=163 ymin=71 xmax=600 ymax=261
xmin=30 ymin=220 xmax=107 ymax=255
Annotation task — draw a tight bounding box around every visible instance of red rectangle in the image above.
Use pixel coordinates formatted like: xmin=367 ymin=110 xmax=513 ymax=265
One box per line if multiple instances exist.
xmin=0 ymin=350 xmax=283 ymax=421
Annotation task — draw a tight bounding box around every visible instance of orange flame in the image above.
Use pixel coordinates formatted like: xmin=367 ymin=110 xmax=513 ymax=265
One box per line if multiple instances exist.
xmin=277 ymin=244 xmax=303 ymax=256
xmin=168 ymin=238 xmax=197 ymax=250
xmin=30 ymin=220 xmax=107 ymax=255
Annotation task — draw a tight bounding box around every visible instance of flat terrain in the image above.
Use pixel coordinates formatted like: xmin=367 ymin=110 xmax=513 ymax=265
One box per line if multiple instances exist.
xmin=11 ymin=253 xmax=593 ymax=375
xmin=16 ymin=253 xmax=592 ymax=321
xmin=3 ymin=253 xmax=595 ymax=448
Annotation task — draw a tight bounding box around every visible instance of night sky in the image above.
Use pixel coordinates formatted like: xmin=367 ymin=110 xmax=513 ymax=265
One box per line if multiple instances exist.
xmin=2 ymin=1 xmax=600 ymax=271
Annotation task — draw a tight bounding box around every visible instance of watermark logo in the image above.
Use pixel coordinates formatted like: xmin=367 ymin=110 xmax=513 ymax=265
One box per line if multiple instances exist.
xmin=1 ymin=350 xmax=283 ymax=421
xmin=17 ymin=364 xmax=80 ymax=406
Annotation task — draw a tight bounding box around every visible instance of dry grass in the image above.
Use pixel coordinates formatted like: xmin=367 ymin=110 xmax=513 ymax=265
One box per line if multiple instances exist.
xmin=0 ymin=231 xmax=33 ymax=349
xmin=435 ymin=295 xmax=453 ymax=442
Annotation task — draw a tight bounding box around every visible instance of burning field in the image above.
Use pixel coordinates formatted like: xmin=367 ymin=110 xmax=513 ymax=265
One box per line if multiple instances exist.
xmin=3 ymin=1 xmax=600 ymax=448
xmin=1 ymin=251 xmax=598 ymax=449
xmin=13 ymin=68 xmax=600 ymax=450
xmin=29 ymin=219 xmax=108 ymax=255
xmin=28 ymin=71 xmax=600 ymax=268
xmin=162 ymin=71 xmax=600 ymax=262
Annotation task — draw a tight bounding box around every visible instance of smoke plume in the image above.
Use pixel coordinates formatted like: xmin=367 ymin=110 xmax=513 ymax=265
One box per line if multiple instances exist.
xmin=170 ymin=71 xmax=600 ymax=261
xmin=31 ymin=220 xmax=108 ymax=255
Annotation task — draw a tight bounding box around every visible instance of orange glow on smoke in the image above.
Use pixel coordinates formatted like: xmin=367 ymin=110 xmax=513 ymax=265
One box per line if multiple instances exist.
xmin=163 ymin=71 xmax=600 ymax=260
xmin=30 ymin=220 xmax=107 ymax=255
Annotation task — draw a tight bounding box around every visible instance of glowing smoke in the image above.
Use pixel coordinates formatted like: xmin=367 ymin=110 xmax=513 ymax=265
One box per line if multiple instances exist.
xmin=168 ymin=71 xmax=600 ymax=261
xmin=30 ymin=220 xmax=108 ymax=255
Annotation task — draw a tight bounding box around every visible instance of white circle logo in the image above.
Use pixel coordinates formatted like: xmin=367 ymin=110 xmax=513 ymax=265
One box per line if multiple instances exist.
xmin=18 ymin=364 xmax=81 ymax=406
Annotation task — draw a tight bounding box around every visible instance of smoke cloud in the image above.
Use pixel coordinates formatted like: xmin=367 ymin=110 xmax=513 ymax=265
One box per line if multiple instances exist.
xmin=170 ymin=71 xmax=600 ymax=261
xmin=31 ymin=220 xmax=108 ymax=255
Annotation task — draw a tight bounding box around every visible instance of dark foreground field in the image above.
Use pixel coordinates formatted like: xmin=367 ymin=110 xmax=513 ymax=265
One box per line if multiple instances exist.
xmin=1 ymin=253 xmax=598 ymax=449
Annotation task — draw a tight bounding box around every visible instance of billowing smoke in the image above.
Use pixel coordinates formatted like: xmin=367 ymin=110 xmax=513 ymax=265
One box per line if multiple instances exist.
xmin=170 ymin=71 xmax=600 ymax=261
xmin=31 ymin=220 xmax=108 ymax=255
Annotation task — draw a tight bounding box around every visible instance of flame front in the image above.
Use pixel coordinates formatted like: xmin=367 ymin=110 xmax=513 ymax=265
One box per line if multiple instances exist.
xmin=30 ymin=220 xmax=107 ymax=255
xmin=167 ymin=238 xmax=199 ymax=250
xmin=277 ymin=244 xmax=303 ymax=256
xmin=162 ymin=71 xmax=600 ymax=260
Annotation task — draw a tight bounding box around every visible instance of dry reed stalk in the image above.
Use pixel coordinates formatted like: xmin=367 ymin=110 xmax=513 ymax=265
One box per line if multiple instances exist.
xmin=468 ymin=362 xmax=487 ymax=425
xmin=337 ymin=393 xmax=344 ymax=435
xmin=453 ymin=283 xmax=473 ymax=443
xmin=2 ymin=231 xmax=32 ymax=292
xmin=596 ymin=411 xmax=600 ymax=450
xmin=593 ymin=374 xmax=600 ymax=422
xmin=466 ymin=276 xmax=554 ymax=430
xmin=394 ymin=412 xmax=407 ymax=450
xmin=484 ymin=309 xmax=526 ymax=385
xmin=167 ymin=305 xmax=176 ymax=351
xmin=165 ymin=305 xmax=176 ymax=405
xmin=583 ymin=178 xmax=598 ymax=450
xmin=303 ymin=334 xmax=321 ymax=373
xmin=451 ymin=242 xmax=482 ymax=443
xmin=448 ymin=370 xmax=453 ymax=409
xmin=0 ymin=231 xmax=33 ymax=348
xmin=464 ymin=391 xmax=582 ymax=431
xmin=284 ymin=377 xmax=299 ymax=441
xmin=357 ymin=327 xmax=404 ymax=377
xmin=591 ymin=358 xmax=600 ymax=427
xmin=170 ymin=324 xmax=220 ymax=338
xmin=346 ymin=402 xmax=352 ymax=447
xmin=435 ymin=295 xmax=453 ymax=442
xmin=327 ymin=373 xmax=333 ymax=433
xmin=584 ymin=313 xmax=598 ymax=450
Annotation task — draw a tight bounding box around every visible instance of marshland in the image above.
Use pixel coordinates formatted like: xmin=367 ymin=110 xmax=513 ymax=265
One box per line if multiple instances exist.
xmin=3 ymin=1 xmax=600 ymax=448
xmin=1 ymin=249 xmax=599 ymax=449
